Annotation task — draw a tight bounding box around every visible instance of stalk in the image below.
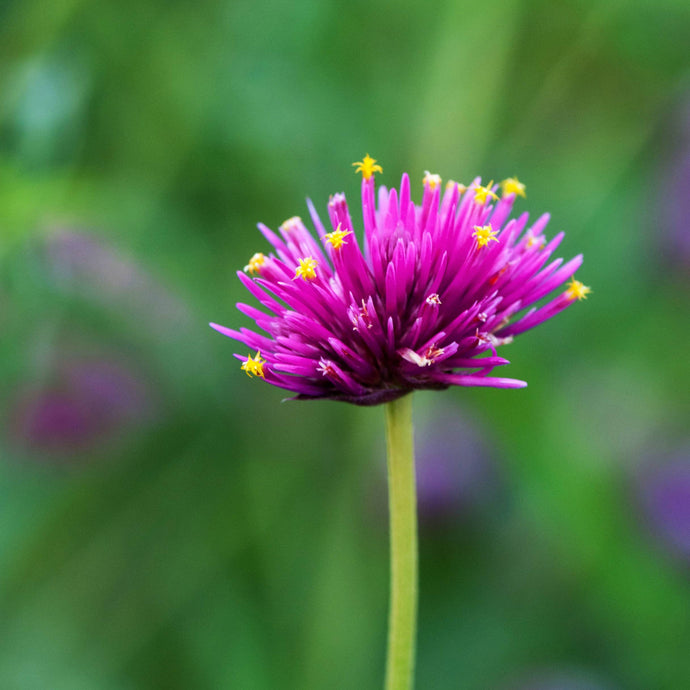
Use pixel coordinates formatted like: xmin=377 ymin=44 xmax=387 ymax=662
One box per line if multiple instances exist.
xmin=384 ymin=394 xmax=418 ymax=690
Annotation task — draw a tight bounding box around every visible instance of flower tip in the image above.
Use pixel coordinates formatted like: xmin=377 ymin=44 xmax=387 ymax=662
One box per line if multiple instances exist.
xmin=565 ymin=278 xmax=591 ymax=301
xmin=472 ymin=224 xmax=499 ymax=248
xmin=293 ymin=256 xmax=318 ymax=280
xmin=500 ymin=177 xmax=526 ymax=198
xmin=241 ymin=351 xmax=266 ymax=378
xmin=445 ymin=180 xmax=467 ymax=194
xmin=323 ymin=224 xmax=351 ymax=249
xmin=244 ymin=252 xmax=266 ymax=275
xmin=211 ymin=322 xmax=242 ymax=341
xmin=352 ymin=154 xmax=382 ymax=180
xmin=473 ymin=180 xmax=499 ymax=205
xmin=493 ymin=378 xmax=528 ymax=389
xmin=423 ymin=171 xmax=442 ymax=190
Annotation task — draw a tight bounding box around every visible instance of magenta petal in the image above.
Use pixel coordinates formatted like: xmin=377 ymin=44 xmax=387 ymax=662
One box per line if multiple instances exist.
xmin=436 ymin=374 xmax=528 ymax=388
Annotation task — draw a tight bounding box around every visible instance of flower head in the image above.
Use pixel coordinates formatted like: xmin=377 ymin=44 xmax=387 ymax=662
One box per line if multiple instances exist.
xmin=211 ymin=157 xmax=586 ymax=405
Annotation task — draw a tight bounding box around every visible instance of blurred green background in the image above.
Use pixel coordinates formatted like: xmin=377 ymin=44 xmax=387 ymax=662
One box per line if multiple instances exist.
xmin=1 ymin=0 xmax=690 ymax=688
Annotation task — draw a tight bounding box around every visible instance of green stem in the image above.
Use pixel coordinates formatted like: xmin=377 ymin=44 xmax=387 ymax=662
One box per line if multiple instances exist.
xmin=384 ymin=394 xmax=418 ymax=690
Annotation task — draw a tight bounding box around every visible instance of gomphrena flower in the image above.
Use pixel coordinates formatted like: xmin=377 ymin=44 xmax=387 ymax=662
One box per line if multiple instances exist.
xmin=211 ymin=155 xmax=588 ymax=405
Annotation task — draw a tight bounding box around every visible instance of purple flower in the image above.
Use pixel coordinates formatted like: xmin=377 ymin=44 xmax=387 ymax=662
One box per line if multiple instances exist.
xmin=6 ymin=356 xmax=154 ymax=459
xmin=211 ymin=156 xmax=588 ymax=405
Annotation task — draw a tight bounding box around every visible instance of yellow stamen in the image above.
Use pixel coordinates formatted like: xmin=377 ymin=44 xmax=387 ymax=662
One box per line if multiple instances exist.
xmin=280 ymin=216 xmax=302 ymax=233
xmin=500 ymin=177 xmax=526 ymax=198
xmin=473 ymin=180 xmax=499 ymax=205
xmin=294 ymin=256 xmax=318 ymax=280
xmin=525 ymin=233 xmax=544 ymax=250
xmin=352 ymin=154 xmax=382 ymax=180
xmin=566 ymin=278 xmax=591 ymax=301
xmin=423 ymin=171 xmax=442 ymax=190
xmin=324 ymin=224 xmax=352 ymax=250
xmin=244 ymin=252 xmax=266 ymax=275
xmin=446 ymin=180 xmax=467 ymax=194
xmin=472 ymin=224 xmax=499 ymax=248
xmin=425 ymin=293 xmax=442 ymax=306
xmin=241 ymin=351 xmax=266 ymax=378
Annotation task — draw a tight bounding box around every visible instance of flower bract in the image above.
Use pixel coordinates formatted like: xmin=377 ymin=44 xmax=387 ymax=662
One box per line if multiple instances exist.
xmin=211 ymin=159 xmax=587 ymax=405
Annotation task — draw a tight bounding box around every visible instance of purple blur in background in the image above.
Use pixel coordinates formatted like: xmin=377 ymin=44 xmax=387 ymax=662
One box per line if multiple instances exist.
xmin=414 ymin=405 xmax=498 ymax=526
xmin=662 ymin=100 xmax=690 ymax=275
xmin=7 ymin=356 xmax=154 ymax=459
xmin=46 ymin=228 xmax=192 ymax=332
xmin=637 ymin=445 xmax=690 ymax=565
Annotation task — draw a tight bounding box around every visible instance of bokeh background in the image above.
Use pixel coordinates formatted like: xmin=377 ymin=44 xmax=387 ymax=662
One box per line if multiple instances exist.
xmin=1 ymin=0 xmax=689 ymax=688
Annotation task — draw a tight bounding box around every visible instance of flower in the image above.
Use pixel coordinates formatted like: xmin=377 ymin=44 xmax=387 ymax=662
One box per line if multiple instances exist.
xmin=211 ymin=158 xmax=587 ymax=405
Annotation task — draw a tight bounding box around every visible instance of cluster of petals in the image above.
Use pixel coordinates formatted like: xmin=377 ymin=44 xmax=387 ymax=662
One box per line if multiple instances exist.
xmin=211 ymin=159 xmax=587 ymax=405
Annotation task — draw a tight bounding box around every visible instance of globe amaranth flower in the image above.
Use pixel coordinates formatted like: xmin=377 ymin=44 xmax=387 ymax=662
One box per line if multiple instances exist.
xmin=211 ymin=156 xmax=589 ymax=405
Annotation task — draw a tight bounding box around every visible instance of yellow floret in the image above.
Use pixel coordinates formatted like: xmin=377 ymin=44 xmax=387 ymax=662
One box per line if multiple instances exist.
xmin=324 ymin=224 xmax=352 ymax=250
xmin=473 ymin=181 xmax=499 ymax=205
xmin=423 ymin=171 xmax=442 ymax=190
xmin=446 ymin=180 xmax=467 ymax=194
xmin=352 ymin=154 xmax=382 ymax=180
xmin=244 ymin=252 xmax=266 ymax=275
xmin=500 ymin=177 xmax=526 ymax=198
xmin=472 ymin=224 xmax=499 ymax=248
xmin=241 ymin=351 xmax=266 ymax=378
xmin=294 ymin=256 xmax=318 ymax=280
xmin=280 ymin=216 xmax=302 ymax=233
xmin=566 ymin=278 xmax=591 ymax=301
